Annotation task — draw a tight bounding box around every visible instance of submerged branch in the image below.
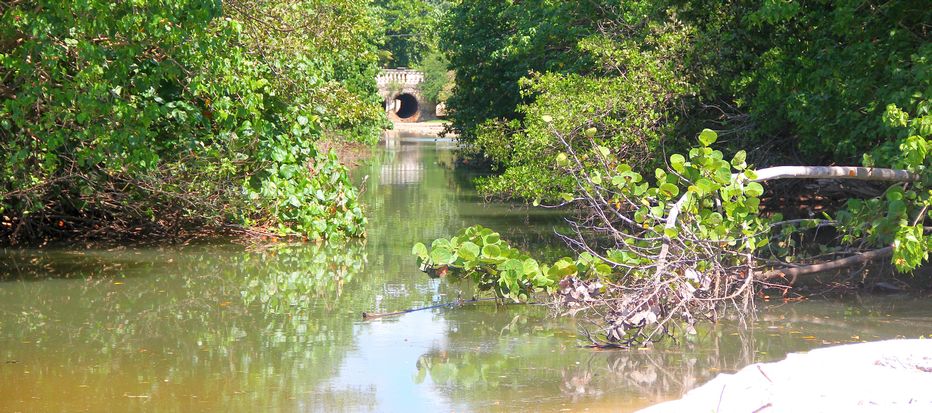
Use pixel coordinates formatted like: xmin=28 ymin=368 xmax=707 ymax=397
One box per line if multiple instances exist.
xmin=361 ymin=297 xmax=503 ymax=320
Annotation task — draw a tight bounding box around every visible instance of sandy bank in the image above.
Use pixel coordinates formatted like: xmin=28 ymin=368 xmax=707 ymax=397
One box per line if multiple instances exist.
xmin=638 ymin=339 xmax=932 ymax=413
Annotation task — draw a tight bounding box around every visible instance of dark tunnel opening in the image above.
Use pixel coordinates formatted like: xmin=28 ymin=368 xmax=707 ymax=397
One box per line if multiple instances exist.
xmin=394 ymin=93 xmax=419 ymax=119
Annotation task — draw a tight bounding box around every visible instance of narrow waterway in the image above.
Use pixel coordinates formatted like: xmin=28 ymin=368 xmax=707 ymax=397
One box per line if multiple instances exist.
xmin=2 ymin=133 xmax=931 ymax=412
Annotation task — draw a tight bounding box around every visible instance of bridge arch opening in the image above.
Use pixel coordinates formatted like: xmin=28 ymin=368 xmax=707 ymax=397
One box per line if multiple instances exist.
xmin=394 ymin=93 xmax=419 ymax=119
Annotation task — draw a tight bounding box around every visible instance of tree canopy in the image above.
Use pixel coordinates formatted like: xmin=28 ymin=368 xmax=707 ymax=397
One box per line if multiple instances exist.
xmin=438 ymin=0 xmax=930 ymax=200
xmin=0 ymin=0 xmax=385 ymax=243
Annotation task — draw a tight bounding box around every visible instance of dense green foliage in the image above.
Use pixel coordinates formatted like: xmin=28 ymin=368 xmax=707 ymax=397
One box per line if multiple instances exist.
xmin=0 ymin=0 xmax=384 ymax=242
xmin=440 ymin=0 xmax=930 ymax=200
xmin=474 ymin=25 xmax=694 ymax=200
xmin=412 ymin=225 xmax=560 ymax=301
xmin=413 ymin=225 xmax=614 ymax=303
xmin=695 ymin=0 xmax=931 ymax=161
xmin=375 ymin=0 xmax=449 ymax=68
xmin=418 ymin=126 xmax=932 ymax=344
xmin=439 ymin=1 xmax=610 ymax=143
xmin=417 ymin=50 xmax=454 ymax=105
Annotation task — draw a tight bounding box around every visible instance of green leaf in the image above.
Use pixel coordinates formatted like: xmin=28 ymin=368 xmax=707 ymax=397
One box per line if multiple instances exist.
xmin=699 ymin=129 xmax=718 ymax=147
xmin=501 ymin=258 xmax=524 ymax=273
xmin=556 ymin=153 xmax=569 ymax=166
xmin=458 ymin=241 xmax=480 ymax=261
xmin=481 ymin=244 xmax=501 ymax=258
xmin=655 ymin=168 xmax=667 ymax=181
xmin=612 ymin=175 xmax=626 ymax=187
xmin=548 ymin=258 xmax=577 ymax=278
xmin=431 ymin=238 xmax=452 ymax=250
xmin=709 ymin=166 xmax=729 ymax=184
xmin=670 ymin=154 xmax=686 ymax=173
xmin=696 ymin=178 xmax=715 ymax=195
xmin=731 ymin=150 xmax=747 ymax=170
xmin=745 ymin=182 xmax=764 ymax=197
xmin=659 ymin=183 xmax=679 ymax=197
xmin=591 ymin=172 xmax=602 ymax=185
xmin=412 ymin=242 xmax=428 ymax=259
xmin=430 ymin=247 xmax=454 ymax=265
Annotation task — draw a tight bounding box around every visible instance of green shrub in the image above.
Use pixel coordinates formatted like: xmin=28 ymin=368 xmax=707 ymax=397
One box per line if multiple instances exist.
xmin=0 ymin=0 xmax=379 ymax=242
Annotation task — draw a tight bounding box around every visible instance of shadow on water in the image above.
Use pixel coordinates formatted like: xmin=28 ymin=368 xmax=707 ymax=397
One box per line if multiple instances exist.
xmin=1 ymin=132 xmax=931 ymax=412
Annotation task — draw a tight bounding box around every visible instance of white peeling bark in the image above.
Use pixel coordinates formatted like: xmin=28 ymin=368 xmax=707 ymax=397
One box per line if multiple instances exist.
xmin=747 ymin=166 xmax=919 ymax=183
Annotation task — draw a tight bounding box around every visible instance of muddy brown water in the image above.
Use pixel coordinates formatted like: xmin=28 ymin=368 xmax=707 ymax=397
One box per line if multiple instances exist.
xmin=2 ymin=133 xmax=931 ymax=412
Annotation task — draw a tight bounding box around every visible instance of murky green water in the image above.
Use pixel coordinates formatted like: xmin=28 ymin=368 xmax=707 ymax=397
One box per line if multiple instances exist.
xmin=2 ymin=133 xmax=932 ymax=412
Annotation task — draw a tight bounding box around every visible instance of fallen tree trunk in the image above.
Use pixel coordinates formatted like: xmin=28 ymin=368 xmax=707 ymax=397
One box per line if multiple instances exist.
xmin=747 ymin=166 xmax=919 ymax=183
xmin=759 ymin=246 xmax=894 ymax=282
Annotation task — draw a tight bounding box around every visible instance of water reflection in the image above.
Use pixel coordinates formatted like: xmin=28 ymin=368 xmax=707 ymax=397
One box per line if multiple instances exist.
xmin=1 ymin=134 xmax=931 ymax=413
xmin=0 ymin=241 xmax=429 ymax=413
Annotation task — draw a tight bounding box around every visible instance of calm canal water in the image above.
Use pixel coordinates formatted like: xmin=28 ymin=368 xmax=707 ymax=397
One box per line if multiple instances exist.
xmin=2 ymin=132 xmax=932 ymax=412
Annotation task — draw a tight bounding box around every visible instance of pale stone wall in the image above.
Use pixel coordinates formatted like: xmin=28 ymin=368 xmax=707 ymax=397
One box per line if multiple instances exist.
xmin=377 ymin=69 xmax=436 ymax=123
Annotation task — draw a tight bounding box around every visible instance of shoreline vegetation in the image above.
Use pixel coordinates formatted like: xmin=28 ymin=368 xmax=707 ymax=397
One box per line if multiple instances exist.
xmin=1 ymin=1 xmax=384 ymax=246
xmin=2 ymin=0 xmax=929 ymax=351
xmin=411 ymin=0 xmax=931 ymax=349
xmin=1 ymin=0 xmax=931 ymax=410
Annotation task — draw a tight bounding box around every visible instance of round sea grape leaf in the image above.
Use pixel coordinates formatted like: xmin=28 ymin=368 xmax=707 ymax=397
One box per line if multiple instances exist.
xmin=731 ymin=150 xmax=747 ymax=170
xmin=412 ymin=242 xmax=428 ymax=259
xmin=745 ymin=182 xmax=764 ymax=197
xmin=659 ymin=183 xmax=679 ymax=197
xmin=431 ymin=238 xmax=451 ymax=250
xmin=458 ymin=241 xmax=480 ymax=261
xmin=699 ymin=129 xmax=718 ymax=147
xmin=670 ymin=154 xmax=686 ymax=173
xmin=481 ymin=244 xmax=501 ymax=258
xmin=430 ymin=247 xmax=454 ymax=265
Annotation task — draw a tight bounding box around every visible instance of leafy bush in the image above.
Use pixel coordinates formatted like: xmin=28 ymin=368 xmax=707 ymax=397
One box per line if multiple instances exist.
xmin=417 ymin=127 xmax=932 ymax=345
xmin=438 ymin=0 xmax=620 ymax=141
xmin=441 ymin=0 xmax=930 ymax=189
xmin=721 ymin=0 xmax=931 ymax=162
xmin=0 ymin=0 xmax=379 ymax=242
xmin=473 ymin=23 xmax=695 ymax=201
xmin=375 ymin=0 xmax=449 ymax=68
xmin=417 ymin=50 xmax=454 ymax=105
xmin=412 ymin=225 xmax=566 ymax=301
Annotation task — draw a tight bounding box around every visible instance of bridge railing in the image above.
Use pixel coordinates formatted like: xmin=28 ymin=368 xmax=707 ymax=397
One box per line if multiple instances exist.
xmin=377 ymin=69 xmax=424 ymax=87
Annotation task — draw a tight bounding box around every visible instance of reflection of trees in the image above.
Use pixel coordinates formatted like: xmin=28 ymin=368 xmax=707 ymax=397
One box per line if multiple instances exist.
xmin=0 ymin=241 xmax=432 ymax=412
xmin=413 ymin=296 xmax=932 ymax=411
xmin=412 ymin=308 xmax=757 ymax=409
xmin=358 ymin=138 xmax=572 ymax=271
xmin=2 ymin=138 xmax=932 ymax=412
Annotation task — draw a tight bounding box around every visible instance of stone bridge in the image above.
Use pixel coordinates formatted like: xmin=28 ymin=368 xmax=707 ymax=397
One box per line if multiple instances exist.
xmin=376 ymin=69 xmax=439 ymax=123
